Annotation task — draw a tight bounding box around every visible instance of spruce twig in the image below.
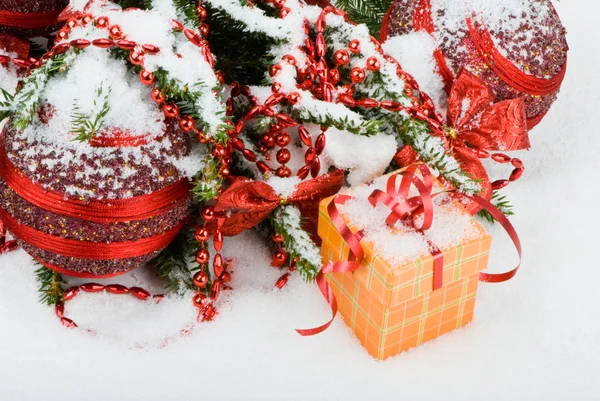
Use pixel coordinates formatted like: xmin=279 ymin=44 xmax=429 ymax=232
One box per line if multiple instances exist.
xmin=70 ymin=85 xmax=111 ymax=143
xmin=35 ymin=265 xmax=65 ymax=306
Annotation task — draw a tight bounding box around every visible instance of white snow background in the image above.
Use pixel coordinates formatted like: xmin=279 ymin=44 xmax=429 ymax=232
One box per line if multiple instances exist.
xmin=0 ymin=1 xmax=598 ymax=400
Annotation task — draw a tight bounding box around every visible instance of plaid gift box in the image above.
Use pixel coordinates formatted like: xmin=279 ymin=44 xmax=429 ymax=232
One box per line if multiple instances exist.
xmin=317 ymin=178 xmax=493 ymax=360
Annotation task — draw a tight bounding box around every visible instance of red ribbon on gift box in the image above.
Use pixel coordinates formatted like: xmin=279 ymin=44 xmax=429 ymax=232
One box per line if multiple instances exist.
xmin=297 ymin=163 xmax=522 ymax=336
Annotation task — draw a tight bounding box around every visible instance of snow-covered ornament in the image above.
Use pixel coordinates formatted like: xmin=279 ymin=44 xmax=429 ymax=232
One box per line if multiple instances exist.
xmin=0 ymin=0 xmax=69 ymax=37
xmin=381 ymin=0 xmax=568 ymax=129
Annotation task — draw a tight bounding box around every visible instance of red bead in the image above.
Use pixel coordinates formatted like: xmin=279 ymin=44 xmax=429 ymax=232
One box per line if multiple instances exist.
xmin=202 ymin=206 xmax=215 ymax=221
xmin=199 ymin=24 xmax=209 ymax=37
xmin=311 ymin=157 xmax=321 ymax=178
xmin=66 ymin=18 xmax=78 ymax=29
xmin=276 ymin=148 xmax=291 ymax=164
xmin=195 ymin=227 xmax=209 ymax=242
xmin=491 ymin=153 xmax=511 ymax=163
xmin=265 ymin=92 xmax=285 ymax=107
xmin=193 ymin=272 xmax=209 ymax=288
xmin=109 ymin=25 xmax=123 ymax=40
xmin=130 ymin=50 xmax=144 ymax=65
xmin=142 ymin=44 xmax=160 ymax=54
xmin=106 ymin=284 xmax=129 ymax=295
xmin=297 ymin=165 xmax=310 ymax=179
xmin=196 ymin=5 xmax=208 ymax=19
xmin=151 ymin=88 xmax=165 ymax=104
xmin=116 ymin=40 xmax=136 ymax=50
xmin=315 ymin=33 xmax=326 ymax=57
xmin=215 ymin=71 xmax=225 ymax=83
xmin=96 ymin=16 xmax=109 ymax=28
xmin=275 ymin=273 xmax=290 ymax=289
xmin=366 ymin=56 xmax=380 ymax=72
xmin=380 ymin=100 xmax=402 ymax=112
xmin=298 ymin=126 xmax=312 ymax=147
xmin=272 ymin=249 xmax=288 ymax=267
xmin=178 ymin=115 xmax=195 ymax=132
xmin=287 ymin=92 xmax=301 ymax=105
xmin=329 ymin=69 xmax=341 ymax=83
xmin=171 ymin=19 xmax=184 ymax=31
xmin=55 ymin=302 xmax=64 ymax=318
xmin=213 ymin=253 xmax=224 ymax=278
xmin=260 ymin=133 xmax=275 ymax=148
xmin=80 ymin=283 xmax=104 ymax=293
xmin=210 ymin=279 xmax=222 ymax=300
xmin=163 ymin=103 xmax=179 ymax=118
xmin=338 ymin=94 xmax=356 ymax=107
xmin=474 ymin=149 xmax=490 ymax=158
xmin=357 ymin=98 xmax=379 ymax=108
xmin=193 ymin=292 xmax=208 ymax=308
xmin=276 ymin=166 xmax=292 ymax=177
xmin=184 ymin=28 xmax=204 ymax=47
xmin=61 ymin=317 xmax=77 ymax=328
xmin=272 ymin=233 xmax=285 ymax=243
xmin=273 ymin=0 xmax=286 ymax=7
xmin=196 ymin=249 xmax=210 ymax=264
xmin=70 ymin=39 xmax=90 ymax=49
xmin=314 ymin=134 xmax=326 ymax=155
xmin=269 ymin=64 xmax=282 ymax=77
xmin=334 ymin=50 xmax=349 ymax=65
xmin=271 ymin=82 xmax=282 ymax=93
xmin=348 ymin=39 xmax=360 ymax=53
xmin=279 ymin=7 xmax=290 ymax=18
xmin=63 ymin=287 xmax=79 ymax=301
xmin=491 ymin=179 xmax=510 ymax=190
xmin=350 ymin=67 xmax=366 ymax=83
xmin=130 ymin=287 xmax=151 ymax=301
xmin=282 ymin=55 xmax=296 ymax=65
xmin=220 ymin=272 xmax=232 ymax=283
xmin=274 ymin=132 xmax=291 ymax=147
xmin=509 ymin=168 xmax=524 ymax=182
xmin=92 ymin=38 xmax=114 ymax=48
xmin=200 ymin=304 xmax=217 ymax=321
xmin=56 ymin=29 xmax=69 ymax=41
xmin=212 ymin=145 xmax=226 ymax=160
xmin=257 ymin=161 xmax=270 ymax=174
xmin=511 ymin=158 xmax=523 ymax=168
xmin=305 ymin=148 xmax=316 ymax=164
xmin=139 ymin=70 xmax=154 ymax=85
xmin=242 ymin=149 xmax=257 ymax=162
xmin=213 ymin=230 xmax=223 ymax=252
xmin=82 ymin=14 xmax=94 ymax=25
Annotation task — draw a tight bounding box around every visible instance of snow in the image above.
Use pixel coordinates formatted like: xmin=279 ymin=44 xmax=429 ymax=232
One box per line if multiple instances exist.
xmin=0 ymin=1 xmax=598 ymax=401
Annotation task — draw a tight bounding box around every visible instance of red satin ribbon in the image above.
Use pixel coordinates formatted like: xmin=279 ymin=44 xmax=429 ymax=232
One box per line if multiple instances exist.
xmin=0 ymin=9 xmax=63 ymax=29
xmin=0 ymin=144 xmax=190 ymax=223
xmin=297 ymin=164 xmax=522 ymax=336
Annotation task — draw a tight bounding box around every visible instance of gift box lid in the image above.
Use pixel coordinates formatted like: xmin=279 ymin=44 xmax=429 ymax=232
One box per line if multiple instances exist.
xmin=317 ymin=172 xmax=492 ymax=308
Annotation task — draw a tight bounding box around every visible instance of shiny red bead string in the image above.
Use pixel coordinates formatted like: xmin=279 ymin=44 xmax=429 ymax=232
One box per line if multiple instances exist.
xmin=0 ymin=219 xmax=17 ymax=254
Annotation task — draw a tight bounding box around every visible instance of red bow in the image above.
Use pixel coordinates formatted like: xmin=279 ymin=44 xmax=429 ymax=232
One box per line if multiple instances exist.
xmin=214 ymin=170 xmax=345 ymax=240
xmin=395 ymin=70 xmax=529 ymax=213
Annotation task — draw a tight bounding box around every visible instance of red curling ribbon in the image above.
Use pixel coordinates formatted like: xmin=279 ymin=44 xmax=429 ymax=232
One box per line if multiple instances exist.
xmin=396 ymin=70 xmax=529 ymax=214
xmin=213 ymin=170 xmax=345 ymax=239
xmin=0 ymin=144 xmax=190 ymax=224
xmin=0 ymin=9 xmax=63 ymax=29
xmin=297 ymin=163 xmax=521 ymax=336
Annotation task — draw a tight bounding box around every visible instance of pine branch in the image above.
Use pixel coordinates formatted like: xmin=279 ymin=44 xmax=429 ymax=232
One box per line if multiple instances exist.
xmin=333 ymin=0 xmax=393 ymax=37
xmin=35 ymin=265 xmax=65 ymax=306
xmin=151 ymin=228 xmax=197 ymax=295
xmin=192 ymin=153 xmax=223 ymax=202
xmin=477 ymin=191 xmax=514 ymax=223
xmin=70 ymin=85 xmax=111 ymax=143
xmin=272 ymin=206 xmax=322 ymax=281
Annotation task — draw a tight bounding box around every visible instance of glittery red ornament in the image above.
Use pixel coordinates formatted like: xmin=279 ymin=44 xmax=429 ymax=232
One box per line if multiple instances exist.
xmin=0 ymin=0 xmax=69 ymax=37
xmin=381 ymin=0 xmax=568 ymax=129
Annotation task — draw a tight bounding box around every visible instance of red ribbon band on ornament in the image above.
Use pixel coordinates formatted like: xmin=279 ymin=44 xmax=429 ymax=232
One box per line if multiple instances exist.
xmin=296 ymin=163 xmax=522 ymax=336
xmin=0 ymin=9 xmax=63 ymax=29
xmin=0 ymin=206 xmax=184 ymax=260
xmin=0 ymin=144 xmax=191 ymax=224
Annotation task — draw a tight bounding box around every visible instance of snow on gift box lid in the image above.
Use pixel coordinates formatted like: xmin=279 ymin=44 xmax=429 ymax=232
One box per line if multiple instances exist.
xmin=317 ymin=169 xmax=492 ymax=308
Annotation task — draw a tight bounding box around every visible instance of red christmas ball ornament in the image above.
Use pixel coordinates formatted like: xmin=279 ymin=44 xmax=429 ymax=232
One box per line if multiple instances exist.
xmin=0 ymin=0 xmax=70 ymax=37
xmin=381 ymin=0 xmax=568 ymax=129
xmin=195 ymin=249 xmax=210 ymax=264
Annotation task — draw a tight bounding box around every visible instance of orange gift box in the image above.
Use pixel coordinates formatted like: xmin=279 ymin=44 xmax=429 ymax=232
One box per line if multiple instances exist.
xmin=317 ymin=179 xmax=492 ymax=361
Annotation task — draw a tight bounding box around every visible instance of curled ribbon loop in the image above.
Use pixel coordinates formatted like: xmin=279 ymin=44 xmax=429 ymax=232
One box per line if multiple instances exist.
xmin=297 ymin=164 xmax=522 ymax=336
